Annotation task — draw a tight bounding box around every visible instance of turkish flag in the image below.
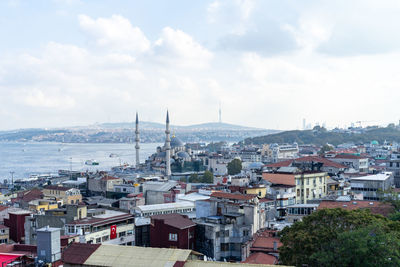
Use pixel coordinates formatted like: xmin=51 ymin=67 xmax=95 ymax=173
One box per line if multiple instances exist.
xmin=110 ymin=225 xmax=117 ymax=239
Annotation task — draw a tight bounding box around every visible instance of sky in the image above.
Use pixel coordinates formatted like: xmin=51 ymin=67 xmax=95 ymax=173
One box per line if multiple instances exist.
xmin=1 ymin=0 xmax=400 ymax=130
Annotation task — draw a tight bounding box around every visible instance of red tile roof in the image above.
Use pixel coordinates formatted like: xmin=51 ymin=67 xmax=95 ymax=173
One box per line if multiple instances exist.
xmin=62 ymin=243 xmax=101 ymax=265
xmin=151 ymin=214 xmax=196 ymax=229
xmin=242 ymin=252 xmax=277 ymax=265
xmin=318 ymin=201 xmax=394 ymax=216
xmin=15 ymin=189 xmax=43 ymax=203
xmin=262 ymin=173 xmax=295 ymax=186
xmin=265 ymin=156 xmax=347 ymax=169
xmin=334 ymin=154 xmax=365 ymax=159
xmin=211 ymin=192 xmax=257 ymax=201
xmin=295 ymin=156 xmax=347 ymax=168
xmin=251 ymin=235 xmax=282 ymax=252
xmin=265 ymin=160 xmax=293 ymax=168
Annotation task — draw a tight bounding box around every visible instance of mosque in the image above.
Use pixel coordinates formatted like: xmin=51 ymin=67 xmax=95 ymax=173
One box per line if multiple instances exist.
xmin=135 ymin=111 xmax=195 ymax=176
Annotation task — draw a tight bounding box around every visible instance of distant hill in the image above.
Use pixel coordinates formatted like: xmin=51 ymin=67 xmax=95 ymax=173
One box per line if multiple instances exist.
xmin=241 ymin=126 xmax=400 ymax=146
xmin=0 ymin=121 xmax=279 ymax=143
xmin=97 ymin=121 xmax=266 ymax=131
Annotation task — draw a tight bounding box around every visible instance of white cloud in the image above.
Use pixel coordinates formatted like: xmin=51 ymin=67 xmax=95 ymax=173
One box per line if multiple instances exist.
xmin=78 ymin=14 xmax=150 ymax=54
xmin=24 ymin=89 xmax=76 ymax=108
xmin=154 ymin=27 xmax=213 ymax=69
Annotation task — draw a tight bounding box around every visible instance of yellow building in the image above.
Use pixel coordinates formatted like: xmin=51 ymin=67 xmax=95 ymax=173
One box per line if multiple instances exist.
xmin=263 ymin=171 xmax=328 ymax=204
xmin=0 ymin=225 xmax=9 ymax=244
xmin=295 ymin=172 xmax=328 ymax=204
xmin=43 ymin=185 xmax=82 ymax=205
xmin=244 ymin=186 xmax=267 ymax=198
xmin=28 ymin=199 xmax=59 ymax=212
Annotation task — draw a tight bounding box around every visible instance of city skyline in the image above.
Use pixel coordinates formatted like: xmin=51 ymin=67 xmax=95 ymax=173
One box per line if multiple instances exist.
xmin=1 ymin=1 xmax=400 ymax=130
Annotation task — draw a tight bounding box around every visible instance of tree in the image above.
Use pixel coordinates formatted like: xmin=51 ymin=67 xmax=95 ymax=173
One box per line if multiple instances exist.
xmin=227 ymin=158 xmax=242 ymax=175
xmin=202 ymin=170 xmax=213 ymax=183
xmin=188 ymin=173 xmax=199 ymax=183
xmin=279 ymin=208 xmax=400 ymax=267
xmin=309 ymin=224 xmax=400 ymax=267
xmin=319 ymin=143 xmax=333 ymax=155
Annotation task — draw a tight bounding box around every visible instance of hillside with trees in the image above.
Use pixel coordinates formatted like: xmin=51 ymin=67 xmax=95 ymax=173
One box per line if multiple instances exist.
xmin=241 ymin=125 xmax=400 ymax=146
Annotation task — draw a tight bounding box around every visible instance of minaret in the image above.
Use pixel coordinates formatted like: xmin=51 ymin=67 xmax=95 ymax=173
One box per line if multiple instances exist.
xmin=165 ymin=110 xmax=171 ymax=177
xmin=135 ymin=112 xmax=140 ymax=169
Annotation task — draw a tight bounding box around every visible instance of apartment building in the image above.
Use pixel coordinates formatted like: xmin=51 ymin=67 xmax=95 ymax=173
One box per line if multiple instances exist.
xmin=350 ymin=172 xmax=394 ymax=200
xmin=64 ymin=209 xmax=135 ymax=246
xmin=43 ymin=185 xmax=82 ymax=205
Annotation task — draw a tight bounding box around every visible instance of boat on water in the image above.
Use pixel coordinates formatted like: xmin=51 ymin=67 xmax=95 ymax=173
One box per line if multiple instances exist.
xmin=109 ymin=153 xmax=118 ymax=158
xmin=85 ymin=160 xmax=99 ymax=166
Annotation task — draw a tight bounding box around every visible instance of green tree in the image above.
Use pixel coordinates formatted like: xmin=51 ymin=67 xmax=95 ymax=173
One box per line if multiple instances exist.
xmin=319 ymin=143 xmax=333 ymax=155
xmin=188 ymin=173 xmax=199 ymax=183
xmin=227 ymin=158 xmax=242 ymax=175
xmin=202 ymin=170 xmax=213 ymax=183
xmin=279 ymin=208 xmax=400 ymax=267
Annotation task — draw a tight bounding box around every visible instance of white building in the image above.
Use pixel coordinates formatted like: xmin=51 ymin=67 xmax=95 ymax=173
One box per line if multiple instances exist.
xmin=133 ymin=202 xmax=195 ymax=218
xmin=350 ymin=172 xmax=394 ymax=200
xmin=330 ymin=154 xmax=369 ymax=173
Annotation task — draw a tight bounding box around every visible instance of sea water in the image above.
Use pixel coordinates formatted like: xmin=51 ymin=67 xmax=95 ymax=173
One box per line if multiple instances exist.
xmin=0 ymin=142 xmax=162 ymax=181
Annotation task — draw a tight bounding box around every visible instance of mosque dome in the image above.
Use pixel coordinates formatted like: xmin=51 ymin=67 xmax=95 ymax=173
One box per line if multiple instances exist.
xmin=170 ymin=136 xmax=184 ymax=148
xmin=177 ymin=151 xmax=190 ymax=159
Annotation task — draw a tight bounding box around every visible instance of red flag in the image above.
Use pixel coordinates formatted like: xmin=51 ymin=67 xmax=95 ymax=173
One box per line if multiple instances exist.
xmin=110 ymin=225 xmax=117 ymax=239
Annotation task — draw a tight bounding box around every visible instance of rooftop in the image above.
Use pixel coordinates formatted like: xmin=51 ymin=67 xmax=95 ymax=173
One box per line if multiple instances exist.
xmin=44 ymin=185 xmax=73 ymax=191
xmin=136 ymin=201 xmax=194 ymax=212
xmin=211 ymin=192 xmax=257 ymax=201
xmin=62 ymin=243 xmax=101 ymax=265
xmin=334 ymin=154 xmax=366 ymax=159
xmin=262 ymin=173 xmax=295 ymax=186
xmin=82 ymin=245 xmax=194 ymax=267
xmin=318 ymin=200 xmax=394 ymax=216
xmin=151 ymin=213 xmax=196 ymax=229
xmin=265 ymin=156 xmax=347 ymax=169
xmin=242 ymin=253 xmax=278 ymax=265
xmin=66 ymin=210 xmax=132 ymax=226
xmin=351 ymin=172 xmax=392 ymax=181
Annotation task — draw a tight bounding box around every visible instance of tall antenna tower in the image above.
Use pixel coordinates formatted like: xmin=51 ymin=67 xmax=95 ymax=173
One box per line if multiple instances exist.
xmin=219 ymin=102 xmax=222 ymax=124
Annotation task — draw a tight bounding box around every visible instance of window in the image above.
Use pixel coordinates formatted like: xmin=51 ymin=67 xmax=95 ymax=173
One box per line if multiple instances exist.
xmin=169 ymin=233 xmax=177 ymax=241
xmin=119 ymin=231 xmax=126 ymax=237
xmin=127 ymin=230 xmax=134 ymax=236
xmin=102 ymin=236 xmax=109 ymax=242
xmin=96 ymin=238 xmax=101 ymax=243
xmin=221 ymin=243 xmax=229 ymax=251
xmin=258 ymin=191 xmax=261 ymax=196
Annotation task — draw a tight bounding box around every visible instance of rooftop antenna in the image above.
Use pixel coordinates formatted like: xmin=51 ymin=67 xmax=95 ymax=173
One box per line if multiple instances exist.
xmin=219 ymin=102 xmax=222 ymax=124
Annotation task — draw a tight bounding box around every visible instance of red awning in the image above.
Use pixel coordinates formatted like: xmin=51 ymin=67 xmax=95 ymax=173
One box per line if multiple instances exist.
xmin=0 ymin=253 xmax=23 ymax=265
